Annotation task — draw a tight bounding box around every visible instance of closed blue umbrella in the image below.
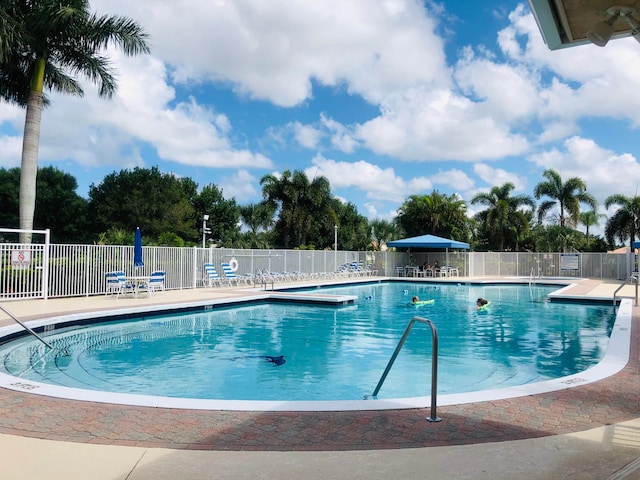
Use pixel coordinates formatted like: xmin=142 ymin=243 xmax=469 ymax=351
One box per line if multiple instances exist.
xmin=134 ymin=227 xmax=144 ymax=269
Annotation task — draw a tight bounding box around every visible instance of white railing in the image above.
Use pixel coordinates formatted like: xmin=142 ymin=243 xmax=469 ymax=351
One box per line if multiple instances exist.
xmin=0 ymin=241 xmax=634 ymax=300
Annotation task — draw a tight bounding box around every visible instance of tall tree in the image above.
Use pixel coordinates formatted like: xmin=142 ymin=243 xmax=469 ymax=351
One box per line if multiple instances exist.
xmin=534 ymin=169 xmax=597 ymax=228
xmin=0 ymin=166 xmax=88 ymax=242
xmin=604 ymin=194 xmax=640 ymax=249
xmin=471 ymin=182 xmax=535 ymax=251
xmin=579 ymin=209 xmax=606 ymax=247
xmin=0 ymin=0 xmax=149 ymax=242
xmin=332 ymin=199 xmax=369 ymax=251
xmin=261 ymin=170 xmax=336 ymax=248
xmin=0 ymin=167 xmax=20 ymax=228
xmin=370 ymin=218 xmax=404 ymax=250
xmin=193 ymin=184 xmax=240 ymax=246
xmin=395 ymin=191 xmax=470 ymax=241
xmin=88 ymin=167 xmax=197 ymax=242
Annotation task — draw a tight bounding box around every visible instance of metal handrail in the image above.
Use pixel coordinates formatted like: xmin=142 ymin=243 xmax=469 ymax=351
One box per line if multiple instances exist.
xmin=0 ymin=303 xmax=54 ymax=350
xmin=371 ymin=316 xmax=441 ymax=422
xmin=613 ymin=274 xmax=639 ymax=306
xmin=255 ymin=269 xmax=275 ymax=290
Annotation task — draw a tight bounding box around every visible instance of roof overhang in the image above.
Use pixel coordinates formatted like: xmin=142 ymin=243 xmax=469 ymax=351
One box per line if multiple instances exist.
xmin=528 ymin=0 xmax=639 ymax=50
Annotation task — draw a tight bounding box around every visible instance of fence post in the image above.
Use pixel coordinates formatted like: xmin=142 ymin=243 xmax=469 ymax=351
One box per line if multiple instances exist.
xmin=193 ymin=246 xmax=198 ymax=289
xmin=41 ymin=229 xmax=50 ymax=299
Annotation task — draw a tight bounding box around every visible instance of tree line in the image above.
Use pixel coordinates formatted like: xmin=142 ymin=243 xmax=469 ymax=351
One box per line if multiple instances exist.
xmin=0 ymin=165 xmax=638 ymax=253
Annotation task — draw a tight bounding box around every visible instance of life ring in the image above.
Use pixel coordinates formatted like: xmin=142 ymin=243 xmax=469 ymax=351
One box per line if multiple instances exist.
xmin=229 ymin=257 xmax=239 ymax=272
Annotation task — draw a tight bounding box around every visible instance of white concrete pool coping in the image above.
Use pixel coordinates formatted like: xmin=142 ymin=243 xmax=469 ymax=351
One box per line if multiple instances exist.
xmin=0 ymin=281 xmax=630 ymax=412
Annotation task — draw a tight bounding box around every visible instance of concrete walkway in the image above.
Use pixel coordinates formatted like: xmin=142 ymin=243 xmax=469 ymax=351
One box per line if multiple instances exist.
xmin=1 ymin=277 xmax=640 ymax=479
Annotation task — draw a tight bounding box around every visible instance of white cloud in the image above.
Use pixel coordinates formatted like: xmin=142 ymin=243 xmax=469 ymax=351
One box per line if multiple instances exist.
xmin=355 ymin=86 xmax=531 ymax=161
xmin=0 ymin=136 xmax=22 ymax=167
xmin=218 ymin=169 xmax=259 ymax=201
xmin=92 ymin=0 xmax=449 ymax=107
xmin=290 ymin=122 xmax=323 ymax=149
xmin=320 ymin=114 xmax=359 ymax=153
xmin=34 ymin=52 xmax=272 ymax=171
xmin=473 ymin=163 xmax=528 ymax=191
xmin=529 ymin=136 xmax=640 ymax=205
xmin=307 ymin=153 xmax=432 ymax=202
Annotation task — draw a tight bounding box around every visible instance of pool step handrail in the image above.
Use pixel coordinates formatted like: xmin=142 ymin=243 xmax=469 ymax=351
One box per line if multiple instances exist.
xmin=613 ymin=274 xmax=639 ymax=307
xmin=0 ymin=303 xmax=54 ymax=350
xmin=255 ymin=269 xmax=275 ymax=290
xmin=371 ymin=316 xmax=441 ymax=422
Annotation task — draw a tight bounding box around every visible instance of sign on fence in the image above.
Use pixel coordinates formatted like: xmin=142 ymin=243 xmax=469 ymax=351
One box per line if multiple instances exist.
xmin=11 ymin=250 xmax=31 ymax=270
xmin=560 ymin=253 xmax=580 ymax=271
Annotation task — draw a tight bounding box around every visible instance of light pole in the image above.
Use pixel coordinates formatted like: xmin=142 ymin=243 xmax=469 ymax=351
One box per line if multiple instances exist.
xmin=202 ymin=215 xmax=210 ymax=249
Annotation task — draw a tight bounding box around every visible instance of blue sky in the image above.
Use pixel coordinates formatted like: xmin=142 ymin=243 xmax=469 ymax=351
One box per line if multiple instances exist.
xmin=2 ymin=0 xmax=640 ymax=237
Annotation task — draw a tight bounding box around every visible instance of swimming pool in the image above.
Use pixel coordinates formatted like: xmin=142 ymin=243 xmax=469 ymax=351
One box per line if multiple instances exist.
xmin=0 ymin=281 xmax=624 ymax=411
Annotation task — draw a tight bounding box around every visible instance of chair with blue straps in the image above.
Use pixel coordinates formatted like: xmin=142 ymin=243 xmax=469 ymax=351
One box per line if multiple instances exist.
xmin=105 ymin=271 xmax=134 ymax=298
xmin=221 ymin=262 xmax=240 ymax=286
xmin=204 ymin=263 xmax=222 ymax=287
xmin=146 ymin=270 xmax=166 ymax=295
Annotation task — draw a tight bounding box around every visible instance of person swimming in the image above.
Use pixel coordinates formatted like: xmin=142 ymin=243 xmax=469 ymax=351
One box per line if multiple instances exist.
xmin=411 ymin=296 xmax=434 ymax=306
xmin=476 ymin=298 xmax=490 ymax=309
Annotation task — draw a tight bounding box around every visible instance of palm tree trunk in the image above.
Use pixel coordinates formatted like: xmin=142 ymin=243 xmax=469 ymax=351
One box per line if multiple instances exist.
xmin=19 ymin=89 xmax=44 ymax=243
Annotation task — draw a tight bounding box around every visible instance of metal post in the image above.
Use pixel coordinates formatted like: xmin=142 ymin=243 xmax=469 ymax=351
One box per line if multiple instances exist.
xmin=202 ymin=215 xmax=209 ymax=249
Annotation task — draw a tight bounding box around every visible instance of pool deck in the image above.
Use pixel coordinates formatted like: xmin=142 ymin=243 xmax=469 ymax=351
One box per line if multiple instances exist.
xmin=1 ymin=277 xmax=640 ymax=479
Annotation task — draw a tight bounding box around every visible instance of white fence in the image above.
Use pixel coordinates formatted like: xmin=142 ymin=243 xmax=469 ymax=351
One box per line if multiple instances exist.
xmin=0 ymin=241 xmax=636 ymax=300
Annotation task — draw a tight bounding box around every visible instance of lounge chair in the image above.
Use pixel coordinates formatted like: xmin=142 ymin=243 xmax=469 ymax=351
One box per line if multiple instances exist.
xmin=204 ymin=263 xmax=222 ymax=287
xmin=221 ymin=262 xmax=240 ymax=286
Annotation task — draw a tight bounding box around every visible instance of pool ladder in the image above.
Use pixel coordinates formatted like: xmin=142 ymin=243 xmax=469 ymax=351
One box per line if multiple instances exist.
xmin=370 ymin=316 xmax=441 ymax=422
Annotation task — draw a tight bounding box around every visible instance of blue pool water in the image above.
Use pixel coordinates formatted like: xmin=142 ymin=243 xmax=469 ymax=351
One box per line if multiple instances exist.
xmin=0 ymin=282 xmax=615 ymax=401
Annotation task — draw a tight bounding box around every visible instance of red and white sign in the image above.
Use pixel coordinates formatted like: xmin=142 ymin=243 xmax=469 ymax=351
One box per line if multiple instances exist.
xmin=11 ymin=250 xmax=31 ymax=269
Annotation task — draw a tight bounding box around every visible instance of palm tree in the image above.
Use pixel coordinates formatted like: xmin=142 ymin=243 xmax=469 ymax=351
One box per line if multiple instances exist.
xmin=579 ymin=210 xmax=606 ymax=246
xmin=534 ymin=169 xmax=597 ymax=228
xmin=260 ymin=170 xmax=336 ymax=248
xmin=604 ymin=194 xmax=640 ymax=249
xmin=1 ymin=0 xmax=150 ymax=242
xmin=471 ymin=182 xmax=535 ymax=251
xmin=369 ymin=219 xmax=403 ymax=250
xmin=239 ymin=202 xmax=275 ymax=237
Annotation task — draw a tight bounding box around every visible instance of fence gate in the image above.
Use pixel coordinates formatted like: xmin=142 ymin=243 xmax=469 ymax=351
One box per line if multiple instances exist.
xmin=0 ymin=228 xmax=50 ymax=300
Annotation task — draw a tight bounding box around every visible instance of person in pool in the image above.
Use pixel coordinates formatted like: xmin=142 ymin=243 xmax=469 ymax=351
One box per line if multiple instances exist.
xmin=476 ymin=298 xmax=489 ymax=309
xmin=412 ymin=296 xmax=420 ymax=304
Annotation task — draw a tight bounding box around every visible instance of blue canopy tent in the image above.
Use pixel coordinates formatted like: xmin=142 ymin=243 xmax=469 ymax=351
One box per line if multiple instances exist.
xmin=387 ymin=234 xmax=470 ymax=271
xmin=134 ymin=227 xmax=144 ymax=270
xmin=387 ymin=234 xmax=470 ymax=250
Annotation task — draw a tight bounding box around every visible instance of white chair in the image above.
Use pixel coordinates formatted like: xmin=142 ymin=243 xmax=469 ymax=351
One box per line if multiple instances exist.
xmin=204 ymin=263 xmax=222 ymax=287
xmin=105 ymin=272 xmax=121 ymax=296
xmin=146 ymin=271 xmax=166 ymax=295
xmin=105 ymin=271 xmax=134 ymax=298
xmin=221 ymin=262 xmax=239 ymax=286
